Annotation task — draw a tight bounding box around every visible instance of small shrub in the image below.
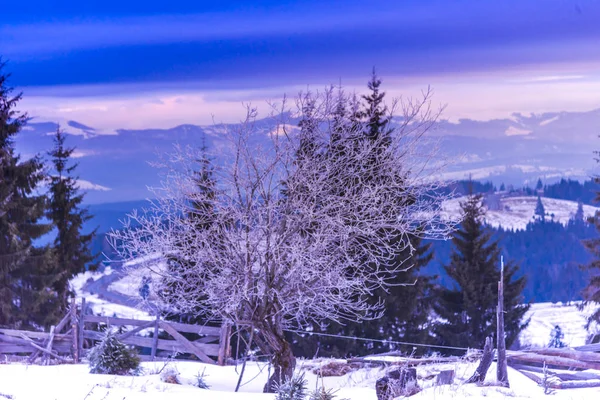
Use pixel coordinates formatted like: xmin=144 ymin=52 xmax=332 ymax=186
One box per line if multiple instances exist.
xmin=195 ymin=369 xmax=210 ymax=389
xmin=88 ymin=331 xmax=141 ymax=375
xmin=160 ymin=367 xmax=181 ymax=385
xmin=309 ymin=387 xmax=348 ymax=400
xmin=275 ymin=374 xmax=308 ymax=400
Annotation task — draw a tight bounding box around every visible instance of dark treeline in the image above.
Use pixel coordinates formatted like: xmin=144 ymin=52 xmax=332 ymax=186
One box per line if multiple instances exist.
xmin=543 ymin=178 xmax=600 ymax=205
xmin=426 ymin=216 xmax=597 ymax=304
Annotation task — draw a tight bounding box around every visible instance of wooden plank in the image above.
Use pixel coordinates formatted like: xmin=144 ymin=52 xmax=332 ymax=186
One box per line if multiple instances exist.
xmin=521 ymin=348 xmax=600 ymax=364
xmin=159 ymin=321 xmax=215 ymax=364
xmin=83 ymin=315 xmax=221 ymax=336
xmin=218 ymin=323 xmax=231 ymax=366
xmin=117 ymin=320 xmax=155 ymax=341
xmin=507 ymin=352 xmax=600 ymax=371
xmin=82 ymin=330 xmax=220 ymax=356
xmin=0 ymin=329 xmax=69 ymax=341
xmin=574 ymin=343 xmax=600 ymax=352
xmin=18 ymin=334 xmax=69 ymax=363
xmin=71 ymin=297 xmax=79 ymax=363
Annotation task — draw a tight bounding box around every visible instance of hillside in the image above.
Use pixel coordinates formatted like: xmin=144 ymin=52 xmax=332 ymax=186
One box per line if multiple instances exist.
xmin=442 ymin=195 xmax=599 ymax=231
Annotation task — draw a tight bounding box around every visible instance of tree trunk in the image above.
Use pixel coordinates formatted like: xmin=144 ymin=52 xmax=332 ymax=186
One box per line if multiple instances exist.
xmin=254 ymin=322 xmax=297 ymax=393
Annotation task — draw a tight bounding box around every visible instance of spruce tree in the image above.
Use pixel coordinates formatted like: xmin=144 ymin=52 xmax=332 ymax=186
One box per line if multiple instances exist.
xmin=535 ymin=196 xmax=546 ymax=221
xmin=160 ymin=136 xmax=218 ymax=323
xmin=434 ymin=194 xmax=529 ymax=352
xmin=582 ymin=152 xmax=600 ymax=324
xmin=47 ymin=128 xmax=97 ymax=314
xmin=0 ymin=60 xmax=56 ymax=329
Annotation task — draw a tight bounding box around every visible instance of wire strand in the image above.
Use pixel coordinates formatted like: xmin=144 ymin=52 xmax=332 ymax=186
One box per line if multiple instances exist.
xmin=285 ymin=329 xmax=481 ymax=353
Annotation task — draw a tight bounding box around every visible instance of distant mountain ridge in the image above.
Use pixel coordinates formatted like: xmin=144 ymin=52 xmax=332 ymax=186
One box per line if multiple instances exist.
xmin=15 ymin=108 xmax=600 ymax=203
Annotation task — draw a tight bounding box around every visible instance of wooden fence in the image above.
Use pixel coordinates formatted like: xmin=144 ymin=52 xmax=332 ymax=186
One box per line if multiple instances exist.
xmin=0 ymin=298 xmax=231 ymax=365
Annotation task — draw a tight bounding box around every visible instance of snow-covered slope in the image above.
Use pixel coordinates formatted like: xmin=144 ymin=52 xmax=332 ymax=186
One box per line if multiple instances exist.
xmin=519 ymin=302 xmax=600 ymax=349
xmin=442 ymin=195 xmax=600 ymax=231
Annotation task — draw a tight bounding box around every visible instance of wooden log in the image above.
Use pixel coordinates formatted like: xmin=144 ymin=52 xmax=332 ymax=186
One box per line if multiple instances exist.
xmin=41 ymin=326 xmax=56 ymax=365
xmin=510 ymin=363 xmax=600 ymax=381
xmin=507 ymin=352 xmax=600 ymax=371
xmin=521 ymin=348 xmax=600 ymax=364
xmin=71 ymin=297 xmax=78 ymax=363
xmin=513 ymin=365 xmax=600 ymax=389
xmin=151 ymin=316 xmax=159 ymax=361
xmin=159 ymin=320 xmax=215 ymax=364
xmin=466 ymin=336 xmax=494 ymax=384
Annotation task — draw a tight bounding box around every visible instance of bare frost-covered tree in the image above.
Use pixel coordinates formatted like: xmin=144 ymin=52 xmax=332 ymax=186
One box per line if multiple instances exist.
xmin=110 ymin=84 xmax=454 ymax=392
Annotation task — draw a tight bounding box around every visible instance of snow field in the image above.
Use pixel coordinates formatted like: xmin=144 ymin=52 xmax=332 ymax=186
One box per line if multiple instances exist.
xmin=1 ymin=359 xmax=600 ymax=399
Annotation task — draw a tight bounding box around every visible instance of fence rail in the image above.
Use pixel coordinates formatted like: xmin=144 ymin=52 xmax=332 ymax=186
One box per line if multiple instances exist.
xmin=0 ymin=297 xmax=231 ymax=365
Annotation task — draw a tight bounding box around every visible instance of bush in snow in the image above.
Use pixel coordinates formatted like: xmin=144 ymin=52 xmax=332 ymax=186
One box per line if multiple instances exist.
xmin=275 ymin=374 xmax=308 ymax=400
xmin=195 ymin=369 xmax=210 ymax=389
xmin=309 ymin=387 xmax=348 ymax=400
xmin=160 ymin=367 xmax=181 ymax=385
xmin=88 ymin=331 xmax=141 ymax=375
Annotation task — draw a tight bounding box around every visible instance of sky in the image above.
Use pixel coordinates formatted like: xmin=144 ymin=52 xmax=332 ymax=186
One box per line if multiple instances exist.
xmin=2 ymin=0 xmax=600 ymax=132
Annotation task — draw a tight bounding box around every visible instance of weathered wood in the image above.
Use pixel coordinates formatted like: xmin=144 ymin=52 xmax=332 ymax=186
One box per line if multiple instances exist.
xmin=18 ymin=334 xmax=69 ymax=363
xmin=218 ymin=323 xmax=231 ymax=366
xmin=514 ymin=366 xmax=600 ymax=389
xmin=574 ymin=343 xmax=600 ymax=352
xmin=28 ymin=310 xmax=73 ymax=363
xmin=117 ymin=320 xmax=155 ymax=341
xmin=436 ymin=369 xmax=455 ymax=385
xmin=159 ymin=320 xmax=215 ymax=364
xmin=507 ymin=352 xmax=600 ymax=371
xmin=83 ymin=315 xmax=221 ymax=336
xmin=521 ymin=348 xmax=600 ymax=364
xmin=0 ymin=344 xmax=69 ymax=353
xmin=466 ymin=336 xmax=494 ymax=384
xmin=510 ymin=363 xmax=600 ymax=381
xmin=496 ymin=256 xmax=509 ymax=387
xmin=0 ymin=329 xmax=70 ymax=341
xmin=41 ymin=326 xmax=56 ymax=365
xmin=78 ymin=298 xmax=85 ymax=356
xmin=83 ymin=330 xmax=220 ymax=356
xmin=151 ymin=316 xmax=159 ymax=361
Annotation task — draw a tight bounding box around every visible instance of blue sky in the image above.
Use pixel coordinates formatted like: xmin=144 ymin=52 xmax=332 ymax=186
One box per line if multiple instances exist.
xmin=2 ymin=0 xmax=600 ymax=130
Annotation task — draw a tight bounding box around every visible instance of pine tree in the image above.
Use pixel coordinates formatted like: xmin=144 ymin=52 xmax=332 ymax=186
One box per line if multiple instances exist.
xmin=535 ymin=196 xmax=546 ymax=221
xmin=0 ymin=60 xmax=55 ymax=329
xmin=289 ymin=74 xmax=436 ymax=358
xmin=47 ymin=128 xmax=97 ymax=315
xmin=434 ymin=194 xmax=529 ymax=352
xmin=574 ymin=201 xmax=584 ymax=223
xmin=536 ymin=178 xmax=543 ymax=192
xmin=582 ymin=151 xmax=600 ymax=324
xmin=160 ymin=136 xmax=218 ymax=323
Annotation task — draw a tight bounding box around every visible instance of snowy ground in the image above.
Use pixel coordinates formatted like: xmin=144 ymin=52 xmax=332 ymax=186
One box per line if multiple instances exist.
xmin=442 ymin=195 xmax=600 ymax=231
xmin=1 ymin=359 xmax=600 ymax=399
xmin=520 ymin=302 xmax=600 ymax=349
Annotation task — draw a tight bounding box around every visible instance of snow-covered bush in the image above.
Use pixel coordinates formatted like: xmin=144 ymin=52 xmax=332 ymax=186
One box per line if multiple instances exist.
xmin=309 ymin=387 xmax=348 ymax=400
xmin=275 ymin=374 xmax=308 ymax=400
xmin=88 ymin=331 xmax=141 ymax=375
xmin=160 ymin=367 xmax=180 ymax=384
xmin=195 ymin=369 xmax=210 ymax=389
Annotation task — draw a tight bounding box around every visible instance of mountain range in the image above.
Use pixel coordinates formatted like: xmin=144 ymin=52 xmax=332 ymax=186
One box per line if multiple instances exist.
xmin=15 ymin=108 xmax=600 ymax=205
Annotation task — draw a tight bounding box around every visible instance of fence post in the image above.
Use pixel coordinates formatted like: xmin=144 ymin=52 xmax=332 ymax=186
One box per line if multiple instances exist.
xmin=151 ymin=314 xmax=160 ymax=361
xmin=497 ymin=256 xmax=509 ymax=387
xmin=218 ymin=323 xmax=231 ymax=366
xmin=71 ymin=297 xmax=79 ymax=363
xmin=78 ymin=297 xmax=86 ymax=360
